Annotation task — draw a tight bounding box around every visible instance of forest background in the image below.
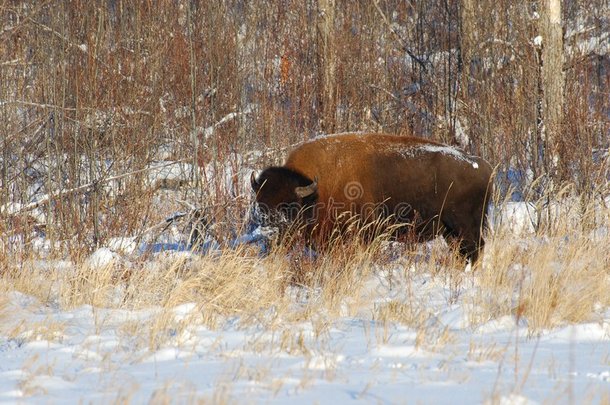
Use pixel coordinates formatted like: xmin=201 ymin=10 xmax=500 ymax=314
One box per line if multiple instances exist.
xmin=1 ymin=0 xmax=608 ymax=252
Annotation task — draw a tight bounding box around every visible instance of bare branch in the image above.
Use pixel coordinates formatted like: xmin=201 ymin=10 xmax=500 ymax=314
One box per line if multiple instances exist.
xmin=373 ymin=0 xmax=428 ymax=73
xmin=1 ymin=160 xmax=189 ymax=216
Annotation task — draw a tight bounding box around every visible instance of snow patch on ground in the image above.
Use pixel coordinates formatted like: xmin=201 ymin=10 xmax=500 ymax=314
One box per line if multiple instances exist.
xmin=86 ymin=247 xmax=120 ymax=268
xmin=1 ymin=202 xmax=608 ymax=403
xmin=1 ymin=266 xmax=608 ymax=403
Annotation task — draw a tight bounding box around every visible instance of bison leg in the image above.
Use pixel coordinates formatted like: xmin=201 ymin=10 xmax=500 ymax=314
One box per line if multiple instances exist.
xmin=458 ymin=237 xmax=483 ymax=264
xmin=441 ymin=216 xmax=485 ymax=265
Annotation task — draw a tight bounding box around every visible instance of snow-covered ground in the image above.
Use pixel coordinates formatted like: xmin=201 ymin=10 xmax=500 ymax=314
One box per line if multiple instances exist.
xmin=1 ymin=262 xmax=609 ymax=403
xmin=1 ymin=277 xmax=609 ymax=404
xmin=1 ymin=199 xmax=609 ymax=404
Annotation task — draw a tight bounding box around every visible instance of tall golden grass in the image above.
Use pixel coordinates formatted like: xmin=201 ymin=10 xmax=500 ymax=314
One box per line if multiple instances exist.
xmin=1 ymin=184 xmax=608 ymax=344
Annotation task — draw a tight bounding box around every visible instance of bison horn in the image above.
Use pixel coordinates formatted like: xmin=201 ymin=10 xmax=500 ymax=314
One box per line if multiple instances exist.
xmin=295 ymin=177 xmax=318 ymax=198
xmin=250 ymin=171 xmax=261 ymax=191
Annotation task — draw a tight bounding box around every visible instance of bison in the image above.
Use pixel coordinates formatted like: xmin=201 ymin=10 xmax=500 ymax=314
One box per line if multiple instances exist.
xmin=250 ymin=133 xmax=493 ymax=263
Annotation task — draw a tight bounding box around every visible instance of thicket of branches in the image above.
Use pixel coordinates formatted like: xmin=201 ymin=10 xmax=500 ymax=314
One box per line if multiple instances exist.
xmin=1 ymin=0 xmax=608 ymax=251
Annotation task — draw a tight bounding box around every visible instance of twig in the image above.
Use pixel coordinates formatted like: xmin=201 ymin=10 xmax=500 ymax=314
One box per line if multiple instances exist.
xmin=134 ymin=211 xmax=189 ymax=243
xmin=372 ymin=0 xmax=428 ymax=73
xmin=369 ymin=84 xmax=399 ymax=101
xmin=194 ymin=108 xmax=253 ymax=142
xmin=1 ymin=160 xmax=189 ymax=216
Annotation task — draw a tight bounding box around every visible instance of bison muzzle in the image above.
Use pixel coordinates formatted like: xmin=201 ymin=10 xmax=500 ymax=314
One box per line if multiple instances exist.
xmin=250 ymin=133 xmax=493 ymax=263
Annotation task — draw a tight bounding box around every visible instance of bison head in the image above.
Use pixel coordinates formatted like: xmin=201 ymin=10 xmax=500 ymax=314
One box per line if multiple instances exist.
xmin=250 ymin=167 xmax=318 ymax=234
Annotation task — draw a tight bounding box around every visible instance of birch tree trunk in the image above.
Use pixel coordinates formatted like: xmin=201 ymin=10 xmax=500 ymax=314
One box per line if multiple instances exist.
xmin=456 ymin=0 xmax=479 ymax=149
xmin=539 ymin=0 xmax=564 ymax=171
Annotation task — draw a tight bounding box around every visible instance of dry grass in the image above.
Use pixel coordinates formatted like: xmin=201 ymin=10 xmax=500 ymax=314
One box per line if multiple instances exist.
xmin=480 ymin=230 xmax=610 ymax=332
xmin=0 ymin=290 xmax=10 ymax=331
xmin=0 ymin=3 xmax=607 ymax=403
xmin=1 ymin=185 xmax=607 ymax=346
xmin=475 ymin=184 xmax=610 ymax=332
xmin=0 ymin=3 xmax=607 ymax=340
xmin=0 ymin=188 xmax=608 ymax=405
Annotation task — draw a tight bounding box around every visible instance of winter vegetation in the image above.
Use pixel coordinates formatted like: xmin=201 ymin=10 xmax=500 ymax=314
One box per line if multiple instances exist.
xmin=1 ymin=1 xmax=609 ymax=403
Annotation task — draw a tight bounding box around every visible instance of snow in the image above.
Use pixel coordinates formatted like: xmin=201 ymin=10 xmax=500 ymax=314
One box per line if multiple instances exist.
xmin=1 ymin=202 xmax=608 ymax=403
xmin=568 ymin=31 xmax=610 ymax=57
xmin=310 ymin=133 xmax=481 ymax=169
xmin=533 ymin=36 xmax=543 ymax=47
xmin=489 ymin=202 xmax=538 ymax=235
xmin=105 ymin=237 xmax=138 ymax=254
xmin=313 ymin=131 xmax=369 ymax=140
xmin=1 ymin=297 xmax=607 ymax=403
xmin=417 ymin=144 xmax=479 ymax=166
xmin=86 ymin=247 xmax=119 ymax=269
xmin=146 ymin=161 xmax=197 ymax=189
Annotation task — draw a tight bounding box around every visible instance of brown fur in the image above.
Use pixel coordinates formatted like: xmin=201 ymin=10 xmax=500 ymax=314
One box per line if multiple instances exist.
xmin=252 ymin=133 xmax=494 ymax=263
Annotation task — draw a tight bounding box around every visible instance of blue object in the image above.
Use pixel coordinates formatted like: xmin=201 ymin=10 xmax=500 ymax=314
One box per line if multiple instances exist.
xmin=496 ymin=168 xmax=526 ymax=202
xmin=138 ymin=227 xmax=270 ymax=256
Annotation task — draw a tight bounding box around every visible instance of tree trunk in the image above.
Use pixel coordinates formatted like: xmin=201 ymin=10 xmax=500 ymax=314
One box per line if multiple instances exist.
xmin=459 ymin=0 xmax=477 ymax=100
xmin=539 ymin=0 xmax=564 ymax=172
xmin=317 ymin=0 xmax=336 ymax=134
xmin=456 ymin=0 xmax=479 ymax=150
